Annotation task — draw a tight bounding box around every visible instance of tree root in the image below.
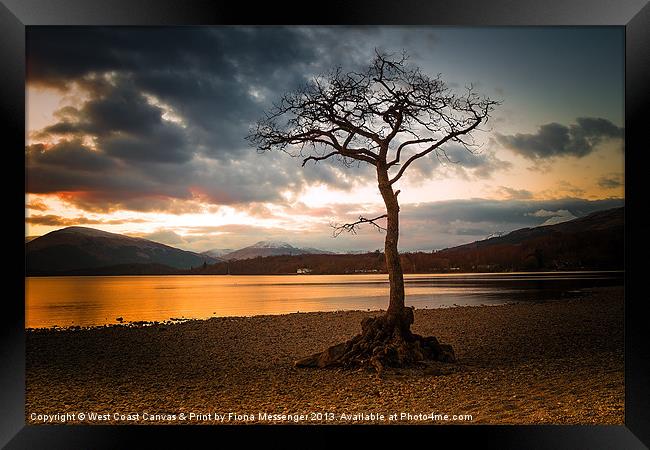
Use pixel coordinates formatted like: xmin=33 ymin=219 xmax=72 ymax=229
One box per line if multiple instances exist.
xmin=294 ymin=308 xmax=455 ymax=375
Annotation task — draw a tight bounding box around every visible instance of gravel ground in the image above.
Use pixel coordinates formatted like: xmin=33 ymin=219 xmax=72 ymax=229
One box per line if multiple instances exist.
xmin=26 ymin=286 xmax=624 ymax=425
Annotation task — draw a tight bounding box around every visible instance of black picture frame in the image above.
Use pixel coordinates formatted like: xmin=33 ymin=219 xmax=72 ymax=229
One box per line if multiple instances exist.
xmin=2 ymin=0 xmax=648 ymax=448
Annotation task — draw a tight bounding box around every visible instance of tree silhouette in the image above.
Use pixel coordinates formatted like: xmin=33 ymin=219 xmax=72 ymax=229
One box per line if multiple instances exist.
xmin=248 ymin=51 xmax=498 ymax=373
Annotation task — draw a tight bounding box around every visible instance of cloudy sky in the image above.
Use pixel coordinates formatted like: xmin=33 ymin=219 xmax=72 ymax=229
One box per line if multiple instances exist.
xmin=25 ymin=26 xmax=624 ymax=252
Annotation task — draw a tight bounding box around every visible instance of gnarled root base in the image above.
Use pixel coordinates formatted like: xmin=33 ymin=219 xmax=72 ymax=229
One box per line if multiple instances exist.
xmin=294 ymin=307 xmax=455 ymax=375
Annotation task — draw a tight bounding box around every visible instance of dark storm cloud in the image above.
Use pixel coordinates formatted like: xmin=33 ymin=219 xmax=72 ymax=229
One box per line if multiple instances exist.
xmin=27 ymin=27 xmax=390 ymax=211
xmin=400 ymin=197 xmax=623 ymax=227
xmin=66 ymin=83 xmax=164 ymax=136
xmin=26 ymin=26 xmax=520 ymax=213
xmin=26 ymin=154 xmax=300 ymax=213
xmin=28 ymin=28 xmax=239 ymax=88
xmin=496 ymin=117 xmax=623 ymax=159
xmin=26 ymin=140 xmax=116 ymax=171
xmin=597 ymin=175 xmax=624 ymax=189
xmin=100 ymin=127 xmax=190 ymax=163
xmin=35 ymin=81 xmax=194 ymax=164
xmin=28 ymin=27 xmax=327 ymax=159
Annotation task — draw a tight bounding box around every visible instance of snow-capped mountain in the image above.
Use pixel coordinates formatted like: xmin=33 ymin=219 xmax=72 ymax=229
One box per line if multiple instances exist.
xmin=221 ymin=240 xmax=334 ymax=260
xmin=249 ymin=240 xmax=294 ymax=249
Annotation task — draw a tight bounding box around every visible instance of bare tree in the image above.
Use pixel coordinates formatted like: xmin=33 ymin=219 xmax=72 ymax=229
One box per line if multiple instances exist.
xmin=248 ymin=51 xmax=498 ymax=373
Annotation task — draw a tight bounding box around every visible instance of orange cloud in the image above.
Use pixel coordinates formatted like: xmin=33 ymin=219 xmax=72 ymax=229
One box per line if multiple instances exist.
xmin=25 ymin=214 xmax=147 ymax=226
xmin=26 ymin=198 xmax=48 ymax=211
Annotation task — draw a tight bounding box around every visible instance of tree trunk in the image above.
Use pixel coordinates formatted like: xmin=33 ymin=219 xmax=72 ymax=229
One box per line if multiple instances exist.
xmin=294 ymin=165 xmax=456 ymax=373
xmin=377 ymin=166 xmax=406 ymax=324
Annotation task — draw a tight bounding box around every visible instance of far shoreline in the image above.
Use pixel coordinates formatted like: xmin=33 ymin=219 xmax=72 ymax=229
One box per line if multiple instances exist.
xmin=25 ymin=268 xmax=625 ymax=277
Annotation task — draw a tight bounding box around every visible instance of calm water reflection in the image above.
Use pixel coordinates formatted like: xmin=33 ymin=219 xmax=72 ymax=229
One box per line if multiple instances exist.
xmin=25 ymin=271 xmax=623 ymax=328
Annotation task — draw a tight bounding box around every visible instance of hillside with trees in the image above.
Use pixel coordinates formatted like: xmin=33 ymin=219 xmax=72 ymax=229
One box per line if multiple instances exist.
xmin=184 ymin=207 xmax=623 ymax=275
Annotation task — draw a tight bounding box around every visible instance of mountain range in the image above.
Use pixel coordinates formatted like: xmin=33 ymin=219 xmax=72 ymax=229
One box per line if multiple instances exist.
xmin=26 ymin=230 xmax=334 ymax=275
xmin=427 ymin=206 xmax=624 ymax=272
xmin=26 ymin=227 xmax=220 ymax=275
xmin=25 ymin=207 xmax=623 ymax=275
xmin=210 ymin=240 xmax=334 ymax=260
xmin=184 ymin=206 xmax=624 ymax=275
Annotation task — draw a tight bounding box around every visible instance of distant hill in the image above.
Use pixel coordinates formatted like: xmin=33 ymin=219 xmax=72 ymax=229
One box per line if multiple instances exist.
xmin=25 ymin=207 xmax=624 ymax=276
xmin=186 ymin=207 xmax=624 ymax=275
xmin=413 ymin=206 xmax=624 ymax=272
xmin=220 ymin=240 xmax=334 ymax=260
xmin=450 ymin=207 xmax=623 ymax=251
xmin=26 ymin=226 xmax=219 ymax=275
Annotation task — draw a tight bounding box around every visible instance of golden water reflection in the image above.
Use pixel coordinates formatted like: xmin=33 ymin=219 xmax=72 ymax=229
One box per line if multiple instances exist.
xmin=25 ymin=272 xmax=621 ymax=328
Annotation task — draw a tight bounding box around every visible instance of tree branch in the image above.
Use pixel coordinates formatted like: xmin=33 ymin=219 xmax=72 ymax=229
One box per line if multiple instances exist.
xmin=389 ymin=116 xmax=484 ymax=185
xmin=302 ymin=151 xmax=339 ymax=167
xmin=331 ymin=214 xmax=388 ymax=237
xmin=388 ymin=137 xmax=436 ymax=167
xmin=247 ymin=50 xmax=499 ymax=187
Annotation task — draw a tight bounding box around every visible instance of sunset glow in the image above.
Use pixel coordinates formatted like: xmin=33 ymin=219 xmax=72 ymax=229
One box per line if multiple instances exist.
xmin=26 ymin=27 xmax=624 ymax=252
